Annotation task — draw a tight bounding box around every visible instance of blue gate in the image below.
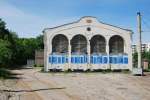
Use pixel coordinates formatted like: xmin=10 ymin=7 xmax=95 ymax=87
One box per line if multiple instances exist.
xmin=109 ymin=55 xmax=128 ymax=64
xmin=90 ymin=55 xmax=108 ymax=64
xmin=71 ymin=55 xmax=87 ymax=64
xmin=49 ymin=55 xmax=68 ymax=64
xmin=49 ymin=55 xmax=128 ymax=64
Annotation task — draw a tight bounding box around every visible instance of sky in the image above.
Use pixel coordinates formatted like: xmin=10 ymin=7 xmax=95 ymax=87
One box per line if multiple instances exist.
xmin=0 ymin=0 xmax=150 ymax=43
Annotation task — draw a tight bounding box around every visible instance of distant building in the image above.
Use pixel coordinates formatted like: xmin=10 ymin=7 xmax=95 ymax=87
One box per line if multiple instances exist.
xmin=27 ymin=59 xmax=34 ymax=67
xmin=132 ymin=44 xmax=136 ymax=54
xmin=35 ymin=50 xmax=44 ymax=66
xmin=43 ymin=16 xmax=133 ymax=71
xmin=132 ymin=43 xmax=150 ymax=53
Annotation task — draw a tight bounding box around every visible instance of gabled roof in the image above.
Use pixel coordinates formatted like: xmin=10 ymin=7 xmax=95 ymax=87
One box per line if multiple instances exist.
xmin=43 ymin=16 xmax=133 ymax=33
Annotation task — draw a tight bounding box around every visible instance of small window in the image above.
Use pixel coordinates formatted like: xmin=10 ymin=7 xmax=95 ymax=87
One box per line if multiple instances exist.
xmin=86 ymin=19 xmax=92 ymax=23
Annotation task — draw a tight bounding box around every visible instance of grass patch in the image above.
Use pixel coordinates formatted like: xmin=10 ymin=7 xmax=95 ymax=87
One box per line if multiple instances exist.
xmin=34 ymin=64 xmax=44 ymax=67
xmin=144 ymin=69 xmax=150 ymax=72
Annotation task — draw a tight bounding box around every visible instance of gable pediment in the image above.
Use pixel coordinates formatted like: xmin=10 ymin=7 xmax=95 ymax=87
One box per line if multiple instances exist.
xmin=43 ymin=16 xmax=132 ymax=35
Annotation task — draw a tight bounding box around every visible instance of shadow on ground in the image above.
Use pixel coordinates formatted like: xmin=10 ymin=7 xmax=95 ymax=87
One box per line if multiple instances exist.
xmin=0 ymin=68 xmax=21 ymax=79
xmin=1 ymin=87 xmax=66 ymax=93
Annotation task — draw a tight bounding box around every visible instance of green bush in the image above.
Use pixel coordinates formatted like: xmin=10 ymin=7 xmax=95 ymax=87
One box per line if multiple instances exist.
xmin=34 ymin=64 xmax=44 ymax=67
xmin=0 ymin=68 xmax=12 ymax=79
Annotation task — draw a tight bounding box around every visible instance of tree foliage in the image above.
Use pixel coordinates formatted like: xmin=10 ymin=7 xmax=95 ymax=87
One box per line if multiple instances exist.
xmin=13 ymin=37 xmax=43 ymax=65
xmin=0 ymin=39 xmax=12 ymax=67
xmin=0 ymin=18 xmax=13 ymax=67
xmin=0 ymin=18 xmax=44 ymax=67
xmin=133 ymin=51 xmax=150 ymax=68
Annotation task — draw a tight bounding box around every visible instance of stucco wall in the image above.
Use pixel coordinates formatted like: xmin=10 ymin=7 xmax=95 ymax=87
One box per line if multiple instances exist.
xmin=43 ymin=16 xmax=133 ymax=71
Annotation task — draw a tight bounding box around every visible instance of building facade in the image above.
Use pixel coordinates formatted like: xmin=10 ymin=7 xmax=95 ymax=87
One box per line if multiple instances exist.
xmin=132 ymin=43 xmax=150 ymax=53
xmin=43 ymin=17 xmax=133 ymax=71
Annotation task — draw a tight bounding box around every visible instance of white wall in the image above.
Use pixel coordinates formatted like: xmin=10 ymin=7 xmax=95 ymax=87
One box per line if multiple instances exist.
xmin=43 ymin=16 xmax=133 ymax=71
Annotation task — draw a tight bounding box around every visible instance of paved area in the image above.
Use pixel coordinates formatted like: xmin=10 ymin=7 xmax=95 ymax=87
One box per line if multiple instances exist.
xmin=1 ymin=68 xmax=150 ymax=100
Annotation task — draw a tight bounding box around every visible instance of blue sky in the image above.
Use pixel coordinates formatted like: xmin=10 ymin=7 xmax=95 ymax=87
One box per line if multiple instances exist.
xmin=0 ymin=0 xmax=150 ymax=43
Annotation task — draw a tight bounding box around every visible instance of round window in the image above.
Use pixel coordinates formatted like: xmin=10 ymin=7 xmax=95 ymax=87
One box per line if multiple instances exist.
xmin=87 ymin=27 xmax=91 ymax=31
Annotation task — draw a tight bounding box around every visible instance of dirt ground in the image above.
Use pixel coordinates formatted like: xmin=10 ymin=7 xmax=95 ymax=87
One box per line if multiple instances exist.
xmin=0 ymin=68 xmax=150 ymax=100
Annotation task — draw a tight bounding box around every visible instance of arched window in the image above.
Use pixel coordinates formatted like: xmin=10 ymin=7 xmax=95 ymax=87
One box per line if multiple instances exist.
xmin=71 ymin=35 xmax=87 ymax=54
xmin=90 ymin=35 xmax=106 ymax=54
xmin=109 ymin=35 xmax=124 ymax=54
xmin=52 ymin=34 xmax=68 ymax=54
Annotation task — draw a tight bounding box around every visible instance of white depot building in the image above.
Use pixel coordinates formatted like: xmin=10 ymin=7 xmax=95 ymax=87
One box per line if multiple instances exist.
xmin=43 ymin=16 xmax=133 ymax=71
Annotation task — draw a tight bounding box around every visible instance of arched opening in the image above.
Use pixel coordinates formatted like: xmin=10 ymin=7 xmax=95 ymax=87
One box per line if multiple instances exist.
xmin=109 ymin=35 xmax=124 ymax=54
xmin=90 ymin=35 xmax=106 ymax=54
xmin=52 ymin=34 xmax=68 ymax=54
xmin=71 ymin=35 xmax=87 ymax=55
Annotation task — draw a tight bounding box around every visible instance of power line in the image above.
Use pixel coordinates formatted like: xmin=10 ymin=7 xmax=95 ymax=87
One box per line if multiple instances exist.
xmin=142 ymin=17 xmax=150 ymax=27
xmin=144 ymin=15 xmax=150 ymax=22
xmin=141 ymin=16 xmax=150 ymax=32
xmin=142 ymin=31 xmax=150 ymax=33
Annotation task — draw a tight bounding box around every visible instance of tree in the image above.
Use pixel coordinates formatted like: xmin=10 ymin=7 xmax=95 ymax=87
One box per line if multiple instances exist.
xmin=0 ymin=39 xmax=12 ymax=67
xmin=133 ymin=52 xmax=138 ymax=67
xmin=0 ymin=18 xmax=14 ymax=67
xmin=0 ymin=18 xmax=9 ymax=40
xmin=36 ymin=35 xmax=44 ymax=49
xmin=133 ymin=51 xmax=150 ymax=68
xmin=13 ymin=36 xmax=44 ymax=65
xmin=0 ymin=18 xmax=44 ymax=67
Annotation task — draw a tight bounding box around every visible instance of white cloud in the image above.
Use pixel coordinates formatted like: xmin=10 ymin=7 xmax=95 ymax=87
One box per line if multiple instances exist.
xmin=0 ymin=1 xmax=49 ymax=37
xmin=0 ymin=1 xmax=77 ymax=38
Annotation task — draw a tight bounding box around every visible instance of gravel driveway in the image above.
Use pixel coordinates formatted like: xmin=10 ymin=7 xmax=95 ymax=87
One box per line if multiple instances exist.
xmin=1 ymin=68 xmax=150 ymax=100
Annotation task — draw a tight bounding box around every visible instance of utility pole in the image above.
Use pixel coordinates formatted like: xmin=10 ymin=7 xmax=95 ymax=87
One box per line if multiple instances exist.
xmin=133 ymin=12 xmax=143 ymax=75
xmin=137 ymin=12 xmax=142 ymax=69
